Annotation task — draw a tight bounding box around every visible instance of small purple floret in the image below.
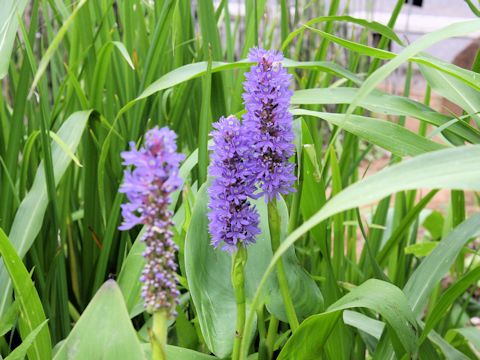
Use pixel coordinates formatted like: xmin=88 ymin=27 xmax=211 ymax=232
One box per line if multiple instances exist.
xmin=119 ymin=127 xmax=184 ymax=316
xmin=208 ymin=116 xmax=260 ymax=252
xmin=243 ymin=47 xmax=296 ymax=201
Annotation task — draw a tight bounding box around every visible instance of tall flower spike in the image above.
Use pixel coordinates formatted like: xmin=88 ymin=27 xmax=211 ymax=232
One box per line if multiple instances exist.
xmin=119 ymin=127 xmax=184 ymax=316
xmin=208 ymin=116 xmax=261 ymax=252
xmin=243 ymin=47 xmax=296 ymax=201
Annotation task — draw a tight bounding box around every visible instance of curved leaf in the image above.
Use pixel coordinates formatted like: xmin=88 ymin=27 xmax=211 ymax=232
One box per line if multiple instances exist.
xmin=292 ymin=88 xmax=480 ymax=143
xmin=277 ymin=279 xmax=417 ymax=359
xmin=347 ymin=19 xmax=480 ymax=116
xmin=242 ymin=145 xmax=480 ymax=354
xmin=291 ymin=109 xmax=445 ymax=157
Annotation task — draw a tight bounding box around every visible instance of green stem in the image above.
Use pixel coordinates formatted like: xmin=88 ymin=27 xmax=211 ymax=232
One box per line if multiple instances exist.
xmin=267 ymin=198 xmax=299 ymax=331
xmin=231 ymin=246 xmax=247 ymax=360
xmin=265 ymin=315 xmax=279 ymax=359
xmin=151 ymin=311 xmax=168 ymax=360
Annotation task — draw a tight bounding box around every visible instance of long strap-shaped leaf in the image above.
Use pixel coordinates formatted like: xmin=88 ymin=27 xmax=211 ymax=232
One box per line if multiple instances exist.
xmin=346 ymin=19 xmax=480 ymax=116
xmin=0 ymin=0 xmax=29 ymax=79
xmin=0 ymin=229 xmax=51 ymax=360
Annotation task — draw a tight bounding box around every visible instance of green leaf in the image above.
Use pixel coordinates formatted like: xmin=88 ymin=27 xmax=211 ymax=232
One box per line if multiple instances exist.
xmin=282 ymin=15 xmax=405 ymax=50
xmin=242 ymin=145 xmax=480 ymax=353
xmin=112 ymin=41 xmax=135 ymax=69
xmin=185 ymin=183 xmax=322 ymax=358
xmin=291 ymin=88 xmax=480 ymax=143
xmin=0 ymin=228 xmax=51 ymax=360
xmin=451 ymin=328 xmax=480 ymax=353
xmin=404 ymin=214 xmax=480 ymax=315
xmin=291 ymin=109 xmax=445 ymax=157
xmin=0 ymin=0 xmax=29 ymax=79
xmin=29 ymin=0 xmax=87 ymax=97
xmin=347 ymin=19 xmax=480 ymax=116
xmin=0 ymin=299 xmax=19 ymax=337
xmin=0 ymin=110 xmax=93 ymax=315
xmin=5 ymin=321 xmax=48 ymax=360
xmin=404 ymin=242 xmax=437 ymax=257
xmin=422 ymin=266 xmax=480 ymax=341
xmin=118 ymin=228 xmax=145 ymax=317
xmin=277 ymin=279 xmax=417 ymax=359
xmin=116 ymin=59 xmax=360 ymax=119
xmin=343 ymin=310 xmax=384 ymax=340
xmin=419 ymin=64 xmax=480 ymax=126
xmin=53 ymin=280 xmax=145 ymax=360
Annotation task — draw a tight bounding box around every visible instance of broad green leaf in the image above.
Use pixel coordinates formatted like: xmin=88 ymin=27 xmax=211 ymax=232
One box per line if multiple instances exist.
xmin=185 ymin=183 xmax=322 ymax=358
xmin=0 ymin=110 xmax=93 ymax=316
xmin=0 ymin=0 xmax=28 ymax=79
xmin=277 ymin=279 xmax=417 ymax=359
xmin=0 ymin=229 xmax=51 ymax=360
xmin=242 ymin=145 xmax=480 ymax=354
xmin=291 ymin=109 xmax=445 ymax=157
xmin=53 ymin=280 xmax=145 ymax=360
xmin=291 ymin=88 xmax=480 ymax=143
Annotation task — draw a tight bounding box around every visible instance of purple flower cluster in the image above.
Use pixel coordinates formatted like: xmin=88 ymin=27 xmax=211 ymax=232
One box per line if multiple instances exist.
xmin=207 ymin=47 xmax=296 ymax=251
xmin=207 ymin=116 xmax=260 ymax=252
xmin=243 ymin=47 xmax=296 ymax=201
xmin=119 ymin=127 xmax=184 ymax=316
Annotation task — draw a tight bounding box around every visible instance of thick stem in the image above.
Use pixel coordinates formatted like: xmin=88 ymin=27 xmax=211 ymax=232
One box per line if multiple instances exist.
xmin=231 ymin=246 xmax=247 ymax=360
xmin=268 ymin=198 xmax=299 ymax=331
xmin=151 ymin=310 xmax=168 ymax=360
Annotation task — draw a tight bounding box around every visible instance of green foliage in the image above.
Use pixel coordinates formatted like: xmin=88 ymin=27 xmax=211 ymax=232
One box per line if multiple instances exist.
xmin=1 ymin=0 xmax=480 ymax=359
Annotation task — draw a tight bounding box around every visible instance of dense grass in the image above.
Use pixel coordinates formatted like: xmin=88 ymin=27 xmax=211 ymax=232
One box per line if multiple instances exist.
xmin=1 ymin=0 xmax=480 ymax=359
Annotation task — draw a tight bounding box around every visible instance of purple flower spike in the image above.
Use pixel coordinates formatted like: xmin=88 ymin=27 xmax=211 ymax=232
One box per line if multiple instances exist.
xmin=119 ymin=126 xmax=184 ymax=316
xmin=243 ymin=47 xmax=297 ymax=201
xmin=208 ymin=116 xmax=261 ymax=252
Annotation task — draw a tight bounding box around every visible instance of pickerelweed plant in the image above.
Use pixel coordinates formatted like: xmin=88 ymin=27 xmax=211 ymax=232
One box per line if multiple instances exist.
xmin=207 ymin=47 xmax=299 ymax=360
xmin=119 ymin=127 xmax=184 ymax=360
